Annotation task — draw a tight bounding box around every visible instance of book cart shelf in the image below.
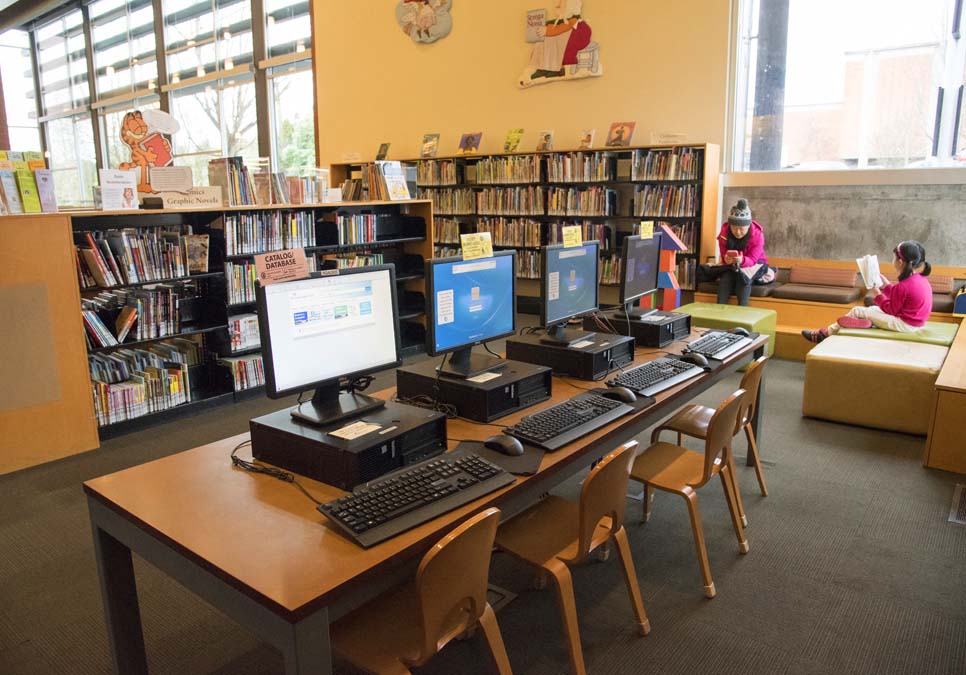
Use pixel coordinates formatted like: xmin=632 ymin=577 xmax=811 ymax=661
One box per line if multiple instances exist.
xmin=331 ymin=143 xmax=718 ymax=311
xmin=5 ymin=200 xmax=433 ymax=448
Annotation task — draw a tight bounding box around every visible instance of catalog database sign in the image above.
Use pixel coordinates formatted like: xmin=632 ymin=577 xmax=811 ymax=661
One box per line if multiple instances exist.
xmin=254 ymin=248 xmax=310 ymax=285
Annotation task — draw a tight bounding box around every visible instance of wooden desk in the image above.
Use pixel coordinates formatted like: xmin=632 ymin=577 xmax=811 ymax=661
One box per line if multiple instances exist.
xmin=924 ymin=323 xmax=966 ymax=473
xmin=84 ymin=332 xmax=767 ymax=674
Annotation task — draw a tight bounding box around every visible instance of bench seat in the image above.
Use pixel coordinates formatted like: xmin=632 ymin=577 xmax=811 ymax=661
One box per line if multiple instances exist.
xmin=836 ymin=321 xmax=958 ymax=347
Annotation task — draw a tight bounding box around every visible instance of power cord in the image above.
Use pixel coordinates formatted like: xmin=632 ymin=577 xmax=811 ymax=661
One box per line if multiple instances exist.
xmin=482 ymin=342 xmax=501 ymax=358
xmin=230 ymin=440 xmax=323 ymax=506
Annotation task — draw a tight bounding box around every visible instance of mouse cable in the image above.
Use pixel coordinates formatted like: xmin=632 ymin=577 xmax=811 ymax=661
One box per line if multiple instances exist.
xmin=230 ymin=440 xmax=323 ymax=506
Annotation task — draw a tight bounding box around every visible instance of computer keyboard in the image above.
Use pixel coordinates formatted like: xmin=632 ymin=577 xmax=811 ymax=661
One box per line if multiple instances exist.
xmin=686 ymin=330 xmax=753 ymax=360
xmin=607 ymin=357 xmax=705 ymax=397
xmin=503 ymin=392 xmax=634 ymax=451
xmin=318 ymin=449 xmax=515 ymax=548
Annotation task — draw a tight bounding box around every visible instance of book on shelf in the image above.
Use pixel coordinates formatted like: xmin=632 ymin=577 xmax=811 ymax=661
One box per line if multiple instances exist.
xmin=376 ymin=142 xmax=390 ymax=161
xmin=218 ymin=353 xmax=265 ymax=391
xmin=82 ymin=280 xmax=198 ymax=342
xmin=229 ymin=313 xmax=260 ymax=352
xmin=374 ymin=161 xmax=412 ymax=200
xmin=286 ymin=176 xmax=304 ymax=204
xmin=82 ymin=310 xmax=119 ymax=348
xmin=546 ymin=186 xmax=616 ymax=216
xmin=183 ymin=234 xmax=209 ymax=273
xmin=34 ymin=169 xmax=58 ymax=212
xmin=421 ymin=133 xmax=440 ymax=158
xmin=0 ymin=170 xmax=24 ymax=213
xmin=115 ymin=306 xmax=139 ymax=343
xmin=515 ymin=249 xmax=540 ymax=279
xmin=605 ymin=122 xmax=636 ymax=147
xmin=215 ymin=210 xmax=316 ymax=256
xmin=504 ymin=128 xmax=524 ymax=153
xmin=599 ymin=253 xmax=623 ymax=285
xmin=208 ymin=157 xmax=256 ymax=206
xmin=476 ymin=217 xmax=543 ymax=247
xmin=634 ymin=184 xmax=698 ymax=218
xmin=548 ymin=221 xmax=610 ymax=248
xmin=252 ymin=172 xmax=272 ymax=205
xmin=475 ymin=186 xmax=545 ymax=215
xmin=536 ymin=130 xmax=554 ymax=151
xmin=420 ymin=187 xmax=476 ymax=214
xmin=475 ymin=155 xmax=540 ymax=184
xmin=225 ymin=261 xmax=258 ymax=304
xmin=417 ymin=159 xmax=458 ymax=186
xmin=578 ymin=129 xmax=595 ymax=150
xmin=321 ymin=252 xmax=385 ymax=269
xmin=15 ymin=167 xmax=41 ymax=213
xmin=631 ymin=147 xmax=702 ymax=181
xmin=75 ymin=227 xmax=195 ymax=288
xmin=24 ymin=151 xmax=46 ymax=170
xmin=546 ymin=151 xmax=615 ymax=182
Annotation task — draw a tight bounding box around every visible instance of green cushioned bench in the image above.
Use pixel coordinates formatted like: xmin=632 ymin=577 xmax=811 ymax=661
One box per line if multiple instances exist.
xmin=837 ymin=321 xmax=959 ymax=347
xmin=676 ymin=302 xmax=777 ymax=356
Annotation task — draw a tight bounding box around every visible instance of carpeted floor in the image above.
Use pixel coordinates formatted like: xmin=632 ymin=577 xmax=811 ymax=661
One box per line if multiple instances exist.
xmin=2 ymin=356 xmax=966 ymax=674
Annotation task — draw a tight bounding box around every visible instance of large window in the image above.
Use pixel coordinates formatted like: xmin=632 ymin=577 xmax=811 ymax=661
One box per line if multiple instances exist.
xmin=269 ymin=63 xmax=314 ymax=171
xmin=47 ymin=113 xmax=97 ymax=207
xmin=733 ymin=0 xmax=966 ymax=171
xmin=163 ymin=0 xmax=254 ymax=82
xmin=265 ymin=0 xmax=311 ymax=59
xmin=90 ymin=0 xmax=159 ymax=100
xmin=0 ymin=30 xmax=41 ymax=150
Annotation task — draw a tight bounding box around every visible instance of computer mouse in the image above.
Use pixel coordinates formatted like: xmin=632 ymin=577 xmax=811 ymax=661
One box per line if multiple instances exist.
xmin=483 ymin=434 xmax=525 ymax=457
xmin=594 ymin=386 xmax=637 ymax=403
xmin=731 ymin=327 xmax=751 ymax=337
xmin=679 ymin=352 xmax=710 ymax=368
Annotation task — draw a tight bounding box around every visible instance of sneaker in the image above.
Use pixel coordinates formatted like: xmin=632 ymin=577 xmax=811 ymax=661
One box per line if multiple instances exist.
xmin=801 ymin=329 xmax=827 ymax=343
xmin=837 ymin=315 xmax=873 ymax=329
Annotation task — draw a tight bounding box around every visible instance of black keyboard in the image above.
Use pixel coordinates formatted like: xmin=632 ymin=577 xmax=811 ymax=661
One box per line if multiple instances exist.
xmin=686 ymin=330 xmax=752 ymax=360
xmin=608 ymin=357 xmax=705 ymax=397
xmin=503 ymin=392 xmax=634 ymax=451
xmin=318 ymin=449 xmax=515 ymax=548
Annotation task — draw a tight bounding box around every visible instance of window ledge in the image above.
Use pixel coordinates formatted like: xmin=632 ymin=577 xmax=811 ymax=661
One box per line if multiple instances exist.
xmin=723 ymin=167 xmax=966 ymax=188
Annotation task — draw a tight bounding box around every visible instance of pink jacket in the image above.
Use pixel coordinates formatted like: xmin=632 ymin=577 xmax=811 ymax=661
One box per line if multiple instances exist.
xmin=874 ymin=273 xmax=933 ymax=327
xmin=717 ymin=221 xmax=767 ymax=269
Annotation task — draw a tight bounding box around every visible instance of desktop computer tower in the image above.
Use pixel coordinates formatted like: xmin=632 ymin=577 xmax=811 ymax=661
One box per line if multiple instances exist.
xmin=250 ymin=402 xmax=448 ymax=490
xmin=395 ymin=358 xmax=552 ymax=423
xmin=505 ymin=332 xmax=636 ymax=380
xmin=585 ymin=310 xmax=691 ymax=348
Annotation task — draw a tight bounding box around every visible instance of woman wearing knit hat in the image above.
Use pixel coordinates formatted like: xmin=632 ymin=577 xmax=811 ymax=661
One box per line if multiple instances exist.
xmin=700 ymin=198 xmax=773 ymax=306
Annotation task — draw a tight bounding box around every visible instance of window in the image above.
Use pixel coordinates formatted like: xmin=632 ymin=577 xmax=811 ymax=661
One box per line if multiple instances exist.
xmin=89 ymin=0 xmax=159 ymax=100
xmin=0 ymin=30 xmax=41 ymax=150
xmin=47 ymin=113 xmax=97 ymax=207
xmin=163 ymin=0 xmax=254 ymax=83
xmin=265 ymin=0 xmax=311 ymax=59
xmin=36 ymin=10 xmax=90 ymax=116
xmin=268 ymin=63 xmax=315 ymax=171
xmin=733 ymin=0 xmax=966 ymax=171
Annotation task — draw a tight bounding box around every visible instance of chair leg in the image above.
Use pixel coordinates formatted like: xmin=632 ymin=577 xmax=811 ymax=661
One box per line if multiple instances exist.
xmin=642 ymin=482 xmax=654 ymax=523
xmin=745 ymin=424 xmax=769 ymax=496
xmin=546 ymin=559 xmax=586 ymax=675
xmin=726 ymin=453 xmax=748 ymax=527
xmin=677 ymin=431 xmax=683 ymax=446
xmin=682 ymin=490 xmax=716 ymax=599
xmin=650 ymin=425 xmax=666 ymax=443
xmin=479 ymin=604 xmax=513 ymax=675
xmin=612 ymin=527 xmax=650 ymax=636
xmin=719 ymin=464 xmax=749 ymax=554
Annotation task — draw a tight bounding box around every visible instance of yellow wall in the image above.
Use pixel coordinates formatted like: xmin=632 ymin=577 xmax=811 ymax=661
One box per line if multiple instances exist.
xmin=312 ymin=0 xmax=732 ymax=166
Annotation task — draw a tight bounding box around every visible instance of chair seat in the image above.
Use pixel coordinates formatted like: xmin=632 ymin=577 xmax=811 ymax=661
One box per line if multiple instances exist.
xmin=630 ymin=442 xmax=716 ymax=490
xmin=495 ymin=495 xmax=612 ymax=565
xmin=659 ymin=403 xmax=714 ymax=439
xmin=331 ymin=583 xmax=424 ymax=673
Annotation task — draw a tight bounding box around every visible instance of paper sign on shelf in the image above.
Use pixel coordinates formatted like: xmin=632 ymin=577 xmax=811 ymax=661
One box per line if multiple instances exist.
xmin=460 ymin=232 xmax=494 ymax=261
xmin=561 ymin=225 xmax=582 ymax=248
xmin=149 ymin=166 xmax=193 ymax=193
xmin=253 ymin=248 xmax=310 ymax=286
xmin=639 ymin=221 xmax=654 ymax=239
xmin=160 ymin=186 xmax=222 ymax=209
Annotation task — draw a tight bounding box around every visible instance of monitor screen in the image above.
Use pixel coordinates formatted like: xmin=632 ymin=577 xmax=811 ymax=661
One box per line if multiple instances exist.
xmin=428 ymin=252 xmax=516 ymax=355
xmin=257 ymin=267 xmax=401 ymax=397
xmin=542 ymin=242 xmax=599 ymax=326
xmin=620 ymin=234 xmax=662 ymax=304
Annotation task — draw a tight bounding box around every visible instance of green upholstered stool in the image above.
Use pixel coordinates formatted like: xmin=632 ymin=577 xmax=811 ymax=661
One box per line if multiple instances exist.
xmin=676 ymin=302 xmax=777 ymax=357
xmin=837 ymin=321 xmax=959 ymax=347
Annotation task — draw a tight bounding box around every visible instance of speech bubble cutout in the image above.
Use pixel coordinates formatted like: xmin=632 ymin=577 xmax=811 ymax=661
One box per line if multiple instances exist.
xmin=142 ymin=109 xmax=181 ymax=135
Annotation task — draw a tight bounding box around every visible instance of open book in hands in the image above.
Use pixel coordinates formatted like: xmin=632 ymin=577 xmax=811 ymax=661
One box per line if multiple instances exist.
xmin=856 ymin=254 xmax=882 ymax=289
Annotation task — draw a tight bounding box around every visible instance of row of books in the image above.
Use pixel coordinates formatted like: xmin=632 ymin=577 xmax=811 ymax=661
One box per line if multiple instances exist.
xmin=545 ymin=152 xmax=615 ymax=183
xmin=475 ymin=217 xmax=543 ymax=248
xmin=515 ymin=249 xmax=540 ymax=279
xmin=676 ymin=257 xmax=697 ymax=291
xmin=88 ymin=339 xmax=201 ymax=384
xmin=416 ymin=159 xmax=459 ymax=186
xmin=547 ymin=222 xmax=611 ymax=249
xmin=229 ymin=313 xmax=260 ymax=352
xmin=420 ymin=187 xmax=476 ymax=214
xmin=220 ymin=211 xmax=316 ymax=256
xmin=434 ymin=245 xmax=460 ymax=258
xmin=474 ymin=155 xmax=541 ymax=184
xmin=634 ymin=185 xmax=699 ymax=218
xmin=434 ymin=217 xmax=464 ymax=244
xmin=364 ymin=161 xmax=411 ymax=201
xmin=631 ymin=147 xmax=703 ymax=181
xmin=218 ymin=354 xmax=265 ymax=391
xmin=324 ymin=252 xmax=385 ymax=268
xmin=81 ymin=282 xmax=193 ymax=346
xmin=336 ymin=213 xmax=379 ymax=245
xmin=208 ymin=157 xmax=257 ymax=207
xmin=75 ymin=229 xmax=207 ymax=289
xmin=225 ymin=261 xmax=257 ymax=305
xmin=599 ymin=253 xmax=623 ymax=285
xmin=547 ymin=186 xmax=617 ymax=216
xmin=476 ymin=186 xmax=545 ymax=215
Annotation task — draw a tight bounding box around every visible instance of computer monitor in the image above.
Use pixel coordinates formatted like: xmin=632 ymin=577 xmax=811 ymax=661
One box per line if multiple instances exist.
xmin=426 ymin=251 xmax=516 ymax=378
xmin=617 ymin=233 xmax=663 ymax=320
xmin=256 ymin=265 xmax=402 ymax=426
xmin=539 ymin=241 xmax=599 ymax=346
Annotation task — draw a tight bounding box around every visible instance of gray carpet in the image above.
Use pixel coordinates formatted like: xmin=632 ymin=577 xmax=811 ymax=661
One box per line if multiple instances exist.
xmin=2 ymin=356 xmax=966 ymax=675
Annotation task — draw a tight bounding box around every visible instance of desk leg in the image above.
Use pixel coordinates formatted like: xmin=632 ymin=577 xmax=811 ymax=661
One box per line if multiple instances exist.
xmin=747 ymin=344 xmax=766 ymax=467
xmin=91 ymin=524 xmax=148 ymax=675
xmin=283 ymin=608 xmax=332 ymax=675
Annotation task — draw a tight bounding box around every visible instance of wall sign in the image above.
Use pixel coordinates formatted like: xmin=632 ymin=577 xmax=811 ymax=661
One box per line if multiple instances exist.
xmin=520 ymin=1 xmax=602 ymax=89
xmin=397 ymin=0 xmax=453 ymax=44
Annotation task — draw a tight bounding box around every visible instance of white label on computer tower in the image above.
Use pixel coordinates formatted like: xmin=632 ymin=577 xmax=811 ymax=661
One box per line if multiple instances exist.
xmin=548 ymin=271 xmax=560 ymax=301
xmin=330 ymin=421 xmax=382 ymax=440
xmin=436 ymin=289 xmax=454 ymax=325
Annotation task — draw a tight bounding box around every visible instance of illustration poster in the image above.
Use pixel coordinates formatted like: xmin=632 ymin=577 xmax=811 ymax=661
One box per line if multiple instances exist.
xmin=520 ymin=1 xmax=602 ymax=88
xmin=397 ymin=0 xmax=453 ymax=44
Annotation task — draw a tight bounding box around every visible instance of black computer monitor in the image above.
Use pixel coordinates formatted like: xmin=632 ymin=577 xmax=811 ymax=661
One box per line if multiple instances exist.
xmin=539 ymin=241 xmax=599 ymax=346
xmin=617 ymin=233 xmax=663 ymax=319
xmin=426 ymin=251 xmax=516 ymax=378
xmin=256 ymin=265 xmax=402 ymax=426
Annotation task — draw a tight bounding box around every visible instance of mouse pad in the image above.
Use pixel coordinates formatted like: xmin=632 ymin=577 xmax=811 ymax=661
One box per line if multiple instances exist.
xmin=455 ymin=441 xmax=545 ymax=476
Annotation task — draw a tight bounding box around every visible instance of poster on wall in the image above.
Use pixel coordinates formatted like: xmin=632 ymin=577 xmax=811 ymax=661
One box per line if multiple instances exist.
xmin=397 ymin=0 xmax=453 ymax=44
xmin=519 ymin=1 xmax=602 ymax=88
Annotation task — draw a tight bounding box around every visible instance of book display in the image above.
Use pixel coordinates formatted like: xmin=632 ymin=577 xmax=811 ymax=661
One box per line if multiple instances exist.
xmin=332 ymin=143 xmax=718 ymax=309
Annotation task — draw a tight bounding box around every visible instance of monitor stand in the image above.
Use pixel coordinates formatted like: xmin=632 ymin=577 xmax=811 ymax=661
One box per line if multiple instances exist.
xmin=438 ymin=346 xmax=507 ymax=379
xmin=290 ymin=382 xmax=385 ymax=427
xmin=615 ymin=302 xmax=658 ymax=321
xmin=539 ymin=322 xmax=596 ymax=347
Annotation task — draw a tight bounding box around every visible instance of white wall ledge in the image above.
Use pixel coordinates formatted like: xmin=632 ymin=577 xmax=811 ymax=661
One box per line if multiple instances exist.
xmin=723 ymin=168 xmax=966 ymax=188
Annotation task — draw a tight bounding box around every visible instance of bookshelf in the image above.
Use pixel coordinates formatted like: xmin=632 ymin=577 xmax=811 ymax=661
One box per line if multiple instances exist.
xmin=331 ymin=144 xmax=719 ymax=310
xmin=20 ymin=200 xmax=432 ymax=442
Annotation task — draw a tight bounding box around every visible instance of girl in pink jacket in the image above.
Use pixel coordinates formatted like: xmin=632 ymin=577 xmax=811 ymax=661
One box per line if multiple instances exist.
xmin=700 ymin=199 xmax=773 ymax=306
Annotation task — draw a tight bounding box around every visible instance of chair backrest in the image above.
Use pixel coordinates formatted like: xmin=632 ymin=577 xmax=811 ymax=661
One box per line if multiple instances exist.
xmin=411 ymin=507 xmax=501 ymax=664
xmin=701 ymin=390 xmax=746 ymax=483
xmin=735 ymin=356 xmax=768 ymax=431
xmin=573 ymin=441 xmax=639 ymax=563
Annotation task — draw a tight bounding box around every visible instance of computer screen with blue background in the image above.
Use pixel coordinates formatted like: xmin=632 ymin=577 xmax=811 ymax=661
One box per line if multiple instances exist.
xmin=544 ymin=242 xmax=599 ymax=325
xmin=431 ymin=254 xmax=515 ymax=353
xmin=622 ymin=234 xmax=662 ymax=303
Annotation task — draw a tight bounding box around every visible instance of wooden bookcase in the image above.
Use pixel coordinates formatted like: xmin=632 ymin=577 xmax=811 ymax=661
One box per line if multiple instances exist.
xmin=4 ymin=200 xmax=433 ymax=451
xmin=331 ymin=144 xmax=719 ymax=309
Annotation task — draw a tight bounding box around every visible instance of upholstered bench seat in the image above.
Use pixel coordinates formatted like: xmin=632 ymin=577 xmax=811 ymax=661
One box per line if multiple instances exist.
xmin=676 ymin=302 xmax=777 ymax=356
xmin=770 ymin=266 xmax=863 ymax=304
xmin=836 ymin=321 xmax=959 ymax=347
xmin=803 ymin=336 xmax=948 ymax=435
xmin=696 ymin=280 xmax=781 ymax=297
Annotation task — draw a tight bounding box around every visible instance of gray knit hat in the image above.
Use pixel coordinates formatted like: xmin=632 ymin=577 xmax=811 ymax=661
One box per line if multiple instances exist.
xmin=728 ymin=198 xmax=752 ymax=227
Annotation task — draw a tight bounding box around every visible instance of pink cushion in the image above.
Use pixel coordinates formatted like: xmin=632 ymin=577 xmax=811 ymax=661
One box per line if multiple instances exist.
xmin=788 ymin=267 xmax=858 ymax=288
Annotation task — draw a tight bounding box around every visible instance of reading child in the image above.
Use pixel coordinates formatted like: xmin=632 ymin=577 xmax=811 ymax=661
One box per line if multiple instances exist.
xmin=699 ymin=198 xmax=773 ymax=306
xmin=802 ymin=241 xmax=933 ymax=343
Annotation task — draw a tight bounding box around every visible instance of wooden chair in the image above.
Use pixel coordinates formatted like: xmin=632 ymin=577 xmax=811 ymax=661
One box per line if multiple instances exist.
xmin=630 ymin=391 xmax=749 ymax=599
xmin=652 ymin=356 xmax=770 ymax=510
xmin=330 ymin=507 xmax=512 ymax=675
xmin=494 ymin=442 xmax=649 ymax=675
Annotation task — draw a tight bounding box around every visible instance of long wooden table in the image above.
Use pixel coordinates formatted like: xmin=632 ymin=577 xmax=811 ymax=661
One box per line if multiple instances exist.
xmin=84 ymin=331 xmax=768 ymax=674
xmin=924 ymin=323 xmax=966 ymax=473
